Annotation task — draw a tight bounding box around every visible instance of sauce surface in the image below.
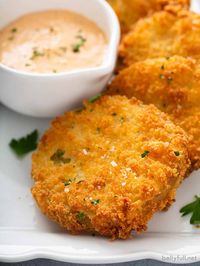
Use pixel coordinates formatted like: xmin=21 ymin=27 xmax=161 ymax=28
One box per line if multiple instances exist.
xmin=0 ymin=10 xmax=107 ymax=73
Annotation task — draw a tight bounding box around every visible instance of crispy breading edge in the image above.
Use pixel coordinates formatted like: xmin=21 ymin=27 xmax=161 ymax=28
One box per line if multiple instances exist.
xmin=108 ymin=56 xmax=200 ymax=169
xmin=32 ymin=95 xmax=190 ymax=239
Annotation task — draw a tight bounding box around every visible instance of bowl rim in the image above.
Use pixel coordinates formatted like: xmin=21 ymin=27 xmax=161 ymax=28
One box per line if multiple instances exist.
xmin=0 ymin=0 xmax=120 ymax=78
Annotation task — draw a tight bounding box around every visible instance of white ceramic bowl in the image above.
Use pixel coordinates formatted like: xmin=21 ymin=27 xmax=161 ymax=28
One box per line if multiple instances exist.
xmin=0 ymin=0 xmax=120 ymax=117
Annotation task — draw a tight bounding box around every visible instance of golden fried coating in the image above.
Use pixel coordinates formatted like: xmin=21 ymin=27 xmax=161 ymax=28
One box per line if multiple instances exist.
xmin=119 ymin=9 xmax=200 ymax=67
xmin=108 ymin=56 xmax=200 ymax=169
xmin=32 ymin=95 xmax=190 ymax=239
xmin=107 ymin=0 xmax=190 ymax=33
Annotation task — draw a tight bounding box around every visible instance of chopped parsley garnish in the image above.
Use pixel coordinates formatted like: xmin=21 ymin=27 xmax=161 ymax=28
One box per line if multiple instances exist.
xmin=9 ymin=129 xmax=38 ymax=157
xmin=180 ymin=196 xmax=200 ymax=225
xmin=141 ymin=150 xmax=150 ymax=158
xmin=89 ymin=94 xmax=101 ymax=103
xmin=50 ymin=149 xmax=71 ymax=164
xmin=76 ymin=212 xmax=85 ymax=223
xmin=91 ymin=199 xmax=100 ymax=205
xmin=64 ymin=179 xmax=74 ymax=186
xmin=174 ymin=151 xmax=180 ymax=156
xmin=11 ymin=28 xmax=17 ymax=33
xmin=159 ymin=74 xmax=165 ymax=79
xmin=72 ymin=35 xmax=86 ymax=53
xmin=31 ymin=49 xmax=45 ymax=60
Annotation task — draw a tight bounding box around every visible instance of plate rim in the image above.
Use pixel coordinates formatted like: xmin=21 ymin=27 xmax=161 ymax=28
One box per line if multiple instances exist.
xmin=1 ymin=249 xmax=200 ymax=264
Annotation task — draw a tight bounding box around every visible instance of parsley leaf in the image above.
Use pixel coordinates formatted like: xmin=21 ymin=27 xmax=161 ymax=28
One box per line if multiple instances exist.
xmin=72 ymin=35 xmax=86 ymax=53
xmin=31 ymin=49 xmax=45 ymax=60
xmin=64 ymin=178 xmax=76 ymax=186
xmin=9 ymin=129 xmax=38 ymax=157
xmin=76 ymin=212 xmax=85 ymax=223
xmin=141 ymin=150 xmax=150 ymax=158
xmin=180 ymin=196 xmax=200 ymax=225
xmin=89 ymin=94 xmax=101 ymax=103
xmin=50 ymin=149 xmax=71 ymax=164
xmin=11 ymin=27 xmax=17 ymax=33
xmin=91 ymin=199 xmax=100 ymax=205
xmin=64 ymin=179 xmax=73 ymax=186
xmin=174 ymin=151 xmax=180 ymax=156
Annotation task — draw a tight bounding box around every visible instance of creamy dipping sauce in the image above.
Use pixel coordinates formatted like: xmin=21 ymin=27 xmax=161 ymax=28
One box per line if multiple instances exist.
xmin=0 ymin=10 xmax=107 ymax=73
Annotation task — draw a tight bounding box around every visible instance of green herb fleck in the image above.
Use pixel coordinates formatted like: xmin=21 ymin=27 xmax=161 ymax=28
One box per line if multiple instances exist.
xmin=31 ymin=49 xmax=45 ymax=60
xmin=174 ymin=151 xmax=180 ymax=156
xmin=64 ymin=179 xmax=74 ymax=186
xmin=91 ymin=199 xmax=100 ymax=205
xmin=11 ymin=28 xmax=17 ymax=33
xmin=50 ymin=149 xmax=71 ymax=164
xmin=72 ymin=35 xmax=86 ymax=52
xmin=9 ymin=129 xmax=38 ymax=157
xmin=180 ymin=195 xmax=200 ymax=225
xmin=76 ymin=212 xmax=85 ymax=223
xmin=89 ymin=94 xmax=101 ymax=103
xmin=159 ymin=74 xmax=165 ymax=79
xmin=141 ymin=150 xmax=150 ymax=158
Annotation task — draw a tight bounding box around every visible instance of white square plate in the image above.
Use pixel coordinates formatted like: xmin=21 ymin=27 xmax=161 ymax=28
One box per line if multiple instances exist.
xmin=1 ymin=0 xmax=200 ymax=264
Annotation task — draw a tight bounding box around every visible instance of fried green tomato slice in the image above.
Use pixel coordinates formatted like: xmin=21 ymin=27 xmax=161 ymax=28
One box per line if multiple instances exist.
xmin=119 ymin=9 xmax=200 ymax=67
xmin=32 ymin=95 xmax=190 ymax=239
xmin=107 ymin=0 xmax=190 ymax=34
xmin=108 ymin=56 xmax=200 ymax=170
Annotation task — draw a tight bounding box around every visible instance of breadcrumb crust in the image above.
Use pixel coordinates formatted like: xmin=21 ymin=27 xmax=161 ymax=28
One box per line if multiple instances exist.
xmin=120 ymin=9 xmax=200 ymax=66
xmin=108 ymin=56 xmax=200 ymax=169
xmin=32 ymin=96 xmax=190 ymax=239
xmin=107 ymin=0 xmax=190 ymax=33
